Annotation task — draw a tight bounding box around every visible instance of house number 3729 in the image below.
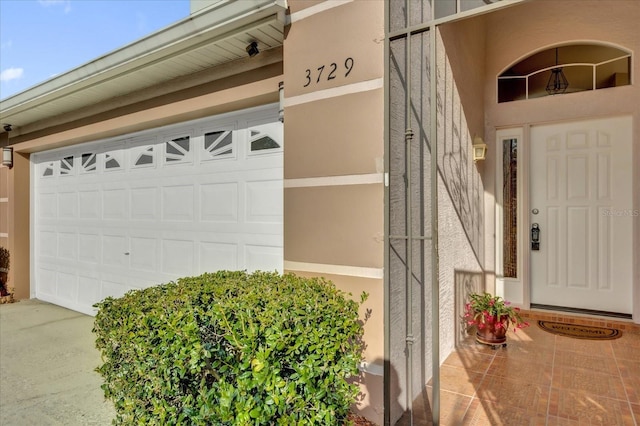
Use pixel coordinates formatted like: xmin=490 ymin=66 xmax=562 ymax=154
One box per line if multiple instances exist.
xmin=303 ymin=57 xmax=354 ymax=87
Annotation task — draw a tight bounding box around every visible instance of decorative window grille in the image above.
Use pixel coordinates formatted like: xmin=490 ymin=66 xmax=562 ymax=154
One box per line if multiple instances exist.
xmin=203 ymin=130 xmax=233 ymax=159
xmin=42 ymin=162 xmax=55 ymax=177
xmin=60 ymin=156 xmax=74 ymax=176
xmin=134 ymin=147 xmax=154 ymax=167
xmin=165 ymin=136 xmax=190 ymax=163
xmin=498 ymin=44 xmax=631 ymax=103
xmin=81 ymin=153 xmax=97 ymax=172
xmin=105 ymin=154 xmax=121 ymax=170
xmin=250 ymin=129 xmax=280 ymax=152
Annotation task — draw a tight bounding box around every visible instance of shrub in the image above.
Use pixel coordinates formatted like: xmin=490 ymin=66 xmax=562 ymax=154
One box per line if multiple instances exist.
xmin=0 ymin=246 xmax=9 ymax=272
xmin=93 ymin=271 xmax=367 ymax=425
xmin=0 ymin=247 xmax=10 ymax=298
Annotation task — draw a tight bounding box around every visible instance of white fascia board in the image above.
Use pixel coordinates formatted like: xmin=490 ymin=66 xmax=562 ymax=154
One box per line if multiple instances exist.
xmin=0 ymin=0 xmax=286 ymax=118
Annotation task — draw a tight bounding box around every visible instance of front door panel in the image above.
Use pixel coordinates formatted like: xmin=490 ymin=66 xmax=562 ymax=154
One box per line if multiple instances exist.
xmin=530 ymin=116 xmax=633 ymax=314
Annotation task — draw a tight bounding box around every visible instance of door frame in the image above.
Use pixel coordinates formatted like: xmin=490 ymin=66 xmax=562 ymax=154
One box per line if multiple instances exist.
xmin=496 ymin=116 xmax=636 ymax=320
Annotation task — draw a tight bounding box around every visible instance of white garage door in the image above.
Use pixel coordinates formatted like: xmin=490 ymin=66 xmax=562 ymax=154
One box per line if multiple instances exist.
xmin=32 ymin=105 xmax=283 ymax=315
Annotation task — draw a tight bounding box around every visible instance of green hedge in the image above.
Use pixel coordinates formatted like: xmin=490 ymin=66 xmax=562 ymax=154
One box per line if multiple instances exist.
xmin=93 ymin=271 xmax=367 ymax=425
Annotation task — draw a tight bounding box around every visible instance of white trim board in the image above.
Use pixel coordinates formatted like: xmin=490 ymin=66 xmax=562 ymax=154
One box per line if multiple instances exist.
xmin=284 ymin=261 xmax=383 ymax=280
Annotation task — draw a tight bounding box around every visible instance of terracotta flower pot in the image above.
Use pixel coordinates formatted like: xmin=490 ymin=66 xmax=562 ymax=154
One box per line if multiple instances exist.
xmin=475 ymin=322 xmax=507 ymax=346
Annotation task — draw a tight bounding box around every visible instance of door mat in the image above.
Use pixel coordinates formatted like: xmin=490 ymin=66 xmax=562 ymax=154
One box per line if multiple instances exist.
xmin=537 ymin=321 xmax=622 ymax=340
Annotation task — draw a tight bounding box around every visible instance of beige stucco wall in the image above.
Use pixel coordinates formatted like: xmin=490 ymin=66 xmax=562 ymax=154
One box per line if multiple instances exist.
xmin=480 ymin=0 xmax=640 ymax=320
xmin=283 ymin=0 xmax=384 ymax=422
xmin=438 ymin=17 xmax=486 ymax=141
xmin=0 ymin=152 xmax=30 ymax=300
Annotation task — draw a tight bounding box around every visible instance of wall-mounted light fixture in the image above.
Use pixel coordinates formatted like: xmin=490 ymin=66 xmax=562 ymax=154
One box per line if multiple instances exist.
xmin=2 ymin=147 xmax=13 ymax=169
xmin=472 ymin=136 xmax=487 ymax=162
xmin=278 ymin=81 xmax=284 ymax=123
xmin=246 ymin=41 xmax=259 ymax=58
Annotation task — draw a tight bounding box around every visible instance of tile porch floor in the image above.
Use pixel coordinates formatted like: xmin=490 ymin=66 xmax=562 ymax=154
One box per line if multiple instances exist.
xmin=400 ymin=311 xmax=640 ymax=425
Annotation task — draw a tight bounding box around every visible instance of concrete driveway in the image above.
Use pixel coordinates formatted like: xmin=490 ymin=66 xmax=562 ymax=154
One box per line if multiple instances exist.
xmin=0 ymin=300 xmax=116 ymax=425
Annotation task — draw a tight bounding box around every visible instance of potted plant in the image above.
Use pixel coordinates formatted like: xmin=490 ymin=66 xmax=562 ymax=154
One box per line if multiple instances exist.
xmin=463 ymin=292 xmax=529 ymax=348
xmin=0 ymin=247 xmax=9 ymax=297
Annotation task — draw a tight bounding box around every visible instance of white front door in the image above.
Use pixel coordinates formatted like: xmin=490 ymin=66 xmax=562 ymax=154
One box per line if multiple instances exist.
xmin=530 ymin=116 xmax=633 ymax=314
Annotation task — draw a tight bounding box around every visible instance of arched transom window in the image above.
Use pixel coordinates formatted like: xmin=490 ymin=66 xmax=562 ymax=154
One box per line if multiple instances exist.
xmin=498 ymin=44 xmax=631 ymax=103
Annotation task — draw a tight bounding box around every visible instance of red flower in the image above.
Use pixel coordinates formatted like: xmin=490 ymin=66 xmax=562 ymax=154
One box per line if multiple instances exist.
xmin=463 ymin=292 xmax=529 ymax=334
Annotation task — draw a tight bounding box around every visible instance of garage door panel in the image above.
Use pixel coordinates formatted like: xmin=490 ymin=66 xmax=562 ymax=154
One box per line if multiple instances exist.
xmin=200 ymin=182 xmax=239 ymax=222
xmin=131 ymin=187 xmax=159 ymax=221
xmin=57 ymin=231 xmax=78 ymax=261
xmin=130 ymin=237 xmax=158 ymax=272
xmin=37 ymin=267 xmax=57 ymax=297
xmin=34 ymin=105 xmax=282 ymax=314
xmin=77 ymin=274 xmax=101 ymax=307
xmin=78 ymin=189 xmax=101 ymax=219
xmin=244 ymin=244 xmax=282 ymax=272
xmin=245 ymin=180 xmax=283 ymax=224
xmin=103 ymin=188 xmax=128 ymax=220
xmin=39 ymin=192 xmax=57 ymax=219
xmin=78 ymin=233 xmax=100 ymax=263
xmin=101 ymin=276 xmax=133 ymax=300
xmin=102 ymin=234 xmax=129 ymax=267
xmin=56 ymin=270 xmax=78 ymax=301
xmin=39 ymin=230 xmax=58 ymax=258
xmin=198 ymin=241 xmax=239 ymax=273
xmin=58 ymin=191 xmax=78 ymax=219
xmin=162 ymin=239 xmax=195 ymax=276
xmin=161 ymin=185 xmax=195 ymax=221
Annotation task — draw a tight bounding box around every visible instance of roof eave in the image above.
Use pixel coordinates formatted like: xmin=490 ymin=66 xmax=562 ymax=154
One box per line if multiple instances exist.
xmin=0 ymin=0 xmax=287 ymax=131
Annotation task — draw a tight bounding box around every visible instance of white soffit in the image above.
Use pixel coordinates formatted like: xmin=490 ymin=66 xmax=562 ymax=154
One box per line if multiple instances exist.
xmin=0 ymin=0 xmax=286 ymax=131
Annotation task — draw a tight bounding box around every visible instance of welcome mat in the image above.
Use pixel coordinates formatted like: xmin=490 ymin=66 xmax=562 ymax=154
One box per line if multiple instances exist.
xmin=538 ymin=321 xmax=622 ymax=340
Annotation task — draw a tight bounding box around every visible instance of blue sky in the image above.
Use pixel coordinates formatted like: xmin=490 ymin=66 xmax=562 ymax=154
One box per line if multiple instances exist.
xmin=0 ymin=0 xmax=189 ymax=100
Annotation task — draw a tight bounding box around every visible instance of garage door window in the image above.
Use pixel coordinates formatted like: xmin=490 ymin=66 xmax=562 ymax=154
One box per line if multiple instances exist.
xmin=104 ymin=149 xmax=123 ymax=171
xmin=60 ymin=156 xmax=74 ymax=176
xmin=249 ymin=123 xmax=282 ymax=154
xmin=81 ymin=153 xmax=97 ymax=173
xmin=134 ymin=147 xmax=154 ymax=167
xmin=204 ymin=130 xmax=233 ymax=159
xmin=165 ymin=135 xmax=191 ymax=164
xmin=42 ymin=162 xmax=55 ymax=177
